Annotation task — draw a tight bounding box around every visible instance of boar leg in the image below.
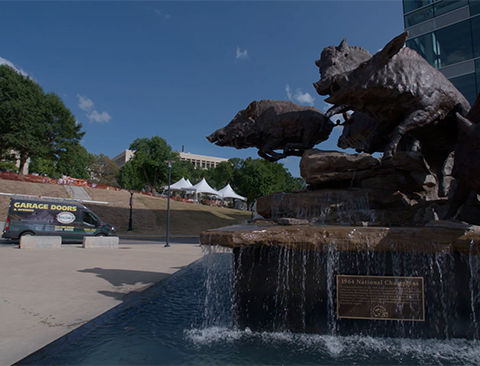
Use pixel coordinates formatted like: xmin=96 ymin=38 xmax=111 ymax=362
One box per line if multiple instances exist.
xmin=356 ymin=120 xmax=396 ymax=154
xmin=383 ymin=109 xmax=438 ymax=160
xmin=444 ymin=184 xmax=471 ymax=220
xmin=325 ymin=104 xmax=353 ymax=119
xmin=284 ymin=142 xmax=316 ymax=157
xmin=422 ymin=148 xmax=453 ymax=197
xmin=258 ymin=146 xmax=285 ymax=162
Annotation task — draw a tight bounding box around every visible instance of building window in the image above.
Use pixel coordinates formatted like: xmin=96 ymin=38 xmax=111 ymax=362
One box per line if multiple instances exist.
xmin=403 ymin=0 xmax=435 ymax=15
xmin=434 ymin=0 xmax=468 ymax=17
xmin=470 ymin=0 xmax=480 ymax=16
xmin=404 ymin=4 xmax=434 ymax=27
xmin=406 ymin=33 xmax=439 ymax=67
xmin=450 ymin=72 xmax=478 ymax=105
xmin=472 ymin=15 xmax=480 ymax=58
xmin=436 ymin=20 xmax=473 ymax=67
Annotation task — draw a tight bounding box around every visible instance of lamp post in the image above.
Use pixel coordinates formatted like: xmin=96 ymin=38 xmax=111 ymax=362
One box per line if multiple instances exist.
xmin=164 ymin=160 xmax=175 ymax=247
xmin=128 ymin=189 xmax=134 ymax=231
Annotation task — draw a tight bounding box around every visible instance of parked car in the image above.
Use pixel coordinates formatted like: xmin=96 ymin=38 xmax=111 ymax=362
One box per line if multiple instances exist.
xmin=2 ymin=197 xmax=115 ymax=240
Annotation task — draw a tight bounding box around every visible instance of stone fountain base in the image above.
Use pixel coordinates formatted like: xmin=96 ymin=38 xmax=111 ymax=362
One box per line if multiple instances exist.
xmin=200 ymin=223 xmax=480 ymax=339
xmin=255 ymin=150 xmax=480 ymax=227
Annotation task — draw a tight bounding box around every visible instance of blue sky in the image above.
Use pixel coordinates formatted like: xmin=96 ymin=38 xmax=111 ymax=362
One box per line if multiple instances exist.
xmin=0 ymin=1 xmax=404 ymax=177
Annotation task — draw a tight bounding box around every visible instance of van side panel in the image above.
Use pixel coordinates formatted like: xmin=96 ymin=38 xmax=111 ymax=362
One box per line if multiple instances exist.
xmin=2 ymin=199 xmax=114 ymax=239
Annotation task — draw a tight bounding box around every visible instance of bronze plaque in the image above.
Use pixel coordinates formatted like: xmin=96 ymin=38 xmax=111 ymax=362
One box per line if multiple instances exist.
xmin=336 ymin=275 xmax=424 ymax=321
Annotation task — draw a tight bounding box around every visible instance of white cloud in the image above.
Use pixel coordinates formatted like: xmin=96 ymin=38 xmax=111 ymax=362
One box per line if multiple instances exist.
xmin=0 ymin=56 xmax=28 ymax=76
xmin=77 ymin=94 xmax=111 ymax=123
xmin=77 ymin=94 xmax=95 ymax=111
xmin=87 ymin=110 xmax=112 ymax=124
xmin=236 ymin=47 xmax=248 ymax=60
xmin=154 ymin=9 xmax=171 ymax=19
xmin=285 ymin=84 xmax=315 ymax=106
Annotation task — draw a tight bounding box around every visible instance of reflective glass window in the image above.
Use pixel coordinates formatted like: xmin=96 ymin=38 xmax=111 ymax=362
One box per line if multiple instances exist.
xmin=406 ymin=33 xmax=438 ymax=66
xmin=470 ymin=0 xmax=480 ymax=16
xmin=450 ymin=73 xmax=477 ymax=105
xmin=472 ymin=16 xmax=480 ymax=58
xmin=403 ymin=0 xmax=434 ymax=14
xmin=436 ymin=20 xmax=473 ymax=67
xmin=434 ymin=0 xmax=468 ymax=16
xmin=404 ymin=5 xmax=434 ymax=27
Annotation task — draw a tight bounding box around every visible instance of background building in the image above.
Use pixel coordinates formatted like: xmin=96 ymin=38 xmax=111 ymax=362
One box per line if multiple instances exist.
xmin=112 ymin=150 xmax=228 ymax=170
xmin=178 ymin=152 xmax=228 ymax=169
xmin=403 ymin=0 xmax=480 ymax=104
xmin=111 ymin=150 xmax=135 ymax=169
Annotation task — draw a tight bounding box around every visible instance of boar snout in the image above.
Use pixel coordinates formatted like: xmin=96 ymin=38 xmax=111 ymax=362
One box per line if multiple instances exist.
xmin=206 ymin=129 xmax=226 ymax=145
xmin=206 ymin=133 xmax=217 ymax=143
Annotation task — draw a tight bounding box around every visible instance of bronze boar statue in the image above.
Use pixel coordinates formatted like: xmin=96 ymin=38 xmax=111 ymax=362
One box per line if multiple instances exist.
xmin=445 ymin=94 xmax=480 ymax=220
xmin=206 ymin=100 xmax=334 ymax=162
xmin=314 ymin=32 xmax=470 ymax=196
xmin=316 ymin=38 xmax=418 ymax=154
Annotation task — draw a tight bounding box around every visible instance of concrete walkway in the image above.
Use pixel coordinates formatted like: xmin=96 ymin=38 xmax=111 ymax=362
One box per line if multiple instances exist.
xmin=0 ymin=241 xmax=204 ymax=365
xmin=64 ymin=185 xmax=91 ymax=200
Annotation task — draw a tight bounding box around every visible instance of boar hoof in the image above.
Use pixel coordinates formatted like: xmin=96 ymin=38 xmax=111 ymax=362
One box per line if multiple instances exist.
xmin=382 ymin=151 xmax=394 ymax=161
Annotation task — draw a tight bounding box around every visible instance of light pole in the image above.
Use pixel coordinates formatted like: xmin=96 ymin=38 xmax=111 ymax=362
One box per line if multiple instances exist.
xmin=128 ymin=188 xmax=134 ymax=231
xmin=164 ymin=160 xmax=175 ymax=247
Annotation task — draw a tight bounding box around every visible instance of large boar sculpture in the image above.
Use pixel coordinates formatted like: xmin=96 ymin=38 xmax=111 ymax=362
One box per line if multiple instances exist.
xmin=315 ymin=38 xmax=417 ymax=153
xmin=445 ymin=95 xmax=480 ymax=220
xmin=314 ymin=32 xmax=470 ymax=196
xmin=206 ymin=100 xmax=334 ymax=162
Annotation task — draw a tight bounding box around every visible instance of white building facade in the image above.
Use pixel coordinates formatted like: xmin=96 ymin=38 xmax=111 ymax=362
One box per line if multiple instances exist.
xmin=112 ymin=150 xmax=228 ymax=169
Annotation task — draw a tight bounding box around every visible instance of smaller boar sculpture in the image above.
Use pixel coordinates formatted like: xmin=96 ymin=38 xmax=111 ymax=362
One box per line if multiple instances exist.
xmin=444 ymin=94 xmax=480 ymax=220
xmin=313 ymin=32 xmax=470 ymax=196
xmin=338 ymin=112 xmax=419 ymax=152
xmin=206 ymin=100 xmax=335 ymax=162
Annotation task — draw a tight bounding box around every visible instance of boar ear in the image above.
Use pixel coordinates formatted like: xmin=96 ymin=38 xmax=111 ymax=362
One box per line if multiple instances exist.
xmin=456 ymin=112 xmax=474 ymax=135
xmin=378 ymin=32 xmax=408 ymax=63
xmin=245 ymin=101 xmax=257 ymax=117
xmin=337 ymin=38 xmax=348 ymax=52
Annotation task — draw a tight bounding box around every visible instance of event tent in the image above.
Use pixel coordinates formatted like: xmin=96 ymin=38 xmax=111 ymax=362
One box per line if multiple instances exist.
xmin=190 ymin=178 xmax=220 ymax=196
xmin=168 ymin=177 xmax=193 ymax=191
xmin=217 ymin=183 xmax=246 ymax=201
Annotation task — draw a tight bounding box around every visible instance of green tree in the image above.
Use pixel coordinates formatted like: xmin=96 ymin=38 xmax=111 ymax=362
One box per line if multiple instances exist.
xmin=175 ymin=160 xmax=198 ymax=184
xmin=0 ymin=65 xmax=85 ymax=175
xmin=90 ymin=154 xmax=120 ymax=186
xmin=230 ymin=158 xmax=302 ymax=209
xmin=207 ymin=161 xmax=234 ymax=190
xmin=116 ymin=160 xmax=144 ymax=190
xmin=122 ymin=136 xmax=180 ymax=193
xmin=56 ymin=144 xmax=94 ymax=180
xmin=285 ymin=173 xmax=305 ymax=192
xmin=28 ymin=156 xmax=59 ymax=178
xmin=0 ymin=65 xmax=46 ymax=172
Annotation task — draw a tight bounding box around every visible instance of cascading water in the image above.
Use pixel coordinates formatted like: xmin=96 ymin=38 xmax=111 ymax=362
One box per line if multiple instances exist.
xmin=16 ymin=241 xmax=480 ymax=365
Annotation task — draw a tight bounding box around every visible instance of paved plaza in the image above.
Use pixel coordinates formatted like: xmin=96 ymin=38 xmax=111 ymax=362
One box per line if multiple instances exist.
xmin=0 ymin=239 xmax=204 ymax=365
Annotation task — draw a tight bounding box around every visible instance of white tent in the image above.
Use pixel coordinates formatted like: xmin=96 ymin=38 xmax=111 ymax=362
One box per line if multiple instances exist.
xmin=190 ymin=178 xmax=220 ymax=197
xmin=168 ymin=177 xmax=193 ymax=191
xmin=217 ymin=183 xmax=246 ymax=201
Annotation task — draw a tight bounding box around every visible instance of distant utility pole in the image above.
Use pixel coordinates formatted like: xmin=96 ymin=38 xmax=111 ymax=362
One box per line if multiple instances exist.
xmin=164 ymin=160 xmax=175 ymax=248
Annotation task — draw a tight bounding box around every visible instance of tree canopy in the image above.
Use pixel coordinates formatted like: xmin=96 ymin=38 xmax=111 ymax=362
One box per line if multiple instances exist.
xmin=117 ymin=136 xmax=180 ymax=192
xmin=232 ymin=158 xmax=303 ymax=208
xmin=0 ymin=64 xmax=85 ymax=175
xmin=115 ymin=136 xmax=303 ymax=205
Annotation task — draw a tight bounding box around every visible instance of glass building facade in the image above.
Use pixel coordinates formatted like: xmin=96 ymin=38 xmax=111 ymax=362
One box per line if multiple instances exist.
xmin=403 ymin=0 xmax=480 ymax=105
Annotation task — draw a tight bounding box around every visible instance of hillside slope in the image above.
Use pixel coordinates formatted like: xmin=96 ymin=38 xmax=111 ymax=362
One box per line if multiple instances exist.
xmin=0 ymin=180 xmax=251 ymax=237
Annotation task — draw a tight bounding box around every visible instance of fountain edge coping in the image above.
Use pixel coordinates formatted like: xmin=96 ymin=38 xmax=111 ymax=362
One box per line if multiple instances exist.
xmin=199 ymin=223 xmax=480 ymax=254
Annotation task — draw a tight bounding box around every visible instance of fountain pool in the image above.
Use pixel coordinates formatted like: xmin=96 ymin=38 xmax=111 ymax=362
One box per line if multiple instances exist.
xmin=16 ymin=250 xmax=480 ymax=366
